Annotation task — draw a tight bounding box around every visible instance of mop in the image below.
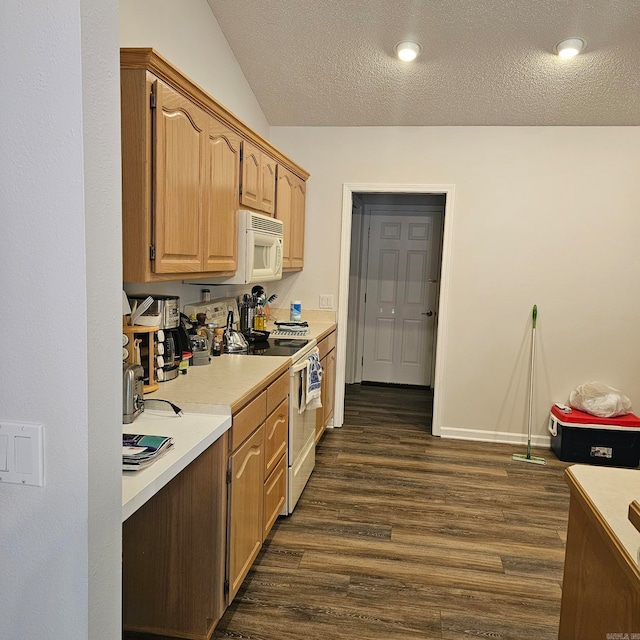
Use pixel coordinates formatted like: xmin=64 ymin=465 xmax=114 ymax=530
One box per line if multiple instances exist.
xmin=512 ymin=305 xmax=546 ymax=465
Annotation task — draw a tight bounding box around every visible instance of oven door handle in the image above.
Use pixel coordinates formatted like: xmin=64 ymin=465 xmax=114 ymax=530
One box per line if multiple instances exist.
xmin=291 ymin=347 xmax=319 ymax=373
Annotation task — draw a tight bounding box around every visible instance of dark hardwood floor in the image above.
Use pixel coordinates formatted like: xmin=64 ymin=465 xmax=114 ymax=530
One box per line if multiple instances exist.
xmin=213 ymin=383 xmax=570 ymax=640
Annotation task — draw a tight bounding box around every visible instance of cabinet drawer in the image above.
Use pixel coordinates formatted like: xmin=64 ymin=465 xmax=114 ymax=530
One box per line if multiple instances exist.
xmin=267 ymin=371 xmax=289 ymax=415
xmin=318 ymin=330 xmax=337 ymax=360
xmin=231 ymin=391 xmax=267 ymax=451
xmin=263 ymin=453 xmax=287 ymax=540
xmin=264 ymin=398 xmax=288 ymax=478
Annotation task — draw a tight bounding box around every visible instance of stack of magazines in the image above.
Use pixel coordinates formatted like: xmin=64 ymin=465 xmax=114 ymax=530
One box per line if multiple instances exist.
xmin=123 ymin=433 xmax=174 ymax=471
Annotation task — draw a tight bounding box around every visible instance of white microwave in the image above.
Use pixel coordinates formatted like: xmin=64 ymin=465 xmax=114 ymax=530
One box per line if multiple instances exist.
xmin=221 ymin=210 xmax=283 ymax=284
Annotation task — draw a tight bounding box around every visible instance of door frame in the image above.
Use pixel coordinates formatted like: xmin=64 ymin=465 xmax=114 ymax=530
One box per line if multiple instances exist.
xmin=335 ymin=183 xmax=456 ymax=437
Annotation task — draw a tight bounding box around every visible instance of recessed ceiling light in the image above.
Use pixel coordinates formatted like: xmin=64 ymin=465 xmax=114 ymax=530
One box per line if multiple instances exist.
xmin=394 ymin=41 xmax=421 ymax=62
xmin=554 ymin=37 xmax=586 ymax=59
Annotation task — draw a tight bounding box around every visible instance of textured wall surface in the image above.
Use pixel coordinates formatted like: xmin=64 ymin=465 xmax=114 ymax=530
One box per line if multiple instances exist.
xmin=0 ymin=0 xmax=122 ymax=638
xmin=209 ymin=0 xmax=640 ymax=126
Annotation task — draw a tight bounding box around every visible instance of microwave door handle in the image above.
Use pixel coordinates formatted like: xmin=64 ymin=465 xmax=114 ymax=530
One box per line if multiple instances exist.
xmin=275 ymin=238 xmax=282 ymax=271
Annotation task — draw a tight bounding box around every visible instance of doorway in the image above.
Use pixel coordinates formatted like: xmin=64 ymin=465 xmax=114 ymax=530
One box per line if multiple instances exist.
xmin=334 ymin=183 xmax=456 ymax=437
xmin=347 ymin=194 xmax=444 ymax=387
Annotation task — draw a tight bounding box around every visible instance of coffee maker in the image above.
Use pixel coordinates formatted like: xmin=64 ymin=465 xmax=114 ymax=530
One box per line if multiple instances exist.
xmin=128 ymin=294 xmax=190 ymax=382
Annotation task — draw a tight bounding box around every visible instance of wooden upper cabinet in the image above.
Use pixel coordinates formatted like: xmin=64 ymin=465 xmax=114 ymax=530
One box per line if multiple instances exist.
xmin=290 ymin=176 xmax=306 ymax=270
xmin=276 ymin=166 xmax=306 ymax=271
xmin=120 ymin=48 xmax=308 ymax=281
xmin=203 ymin=119 xmax=241 ymax=273
xmin=260 ymin=156 xmax=276 ymax=215
xmin=153 ymin=80 xmax=207 ymax=274
xmin=240 ymin=141 xmax=261 ymax=210
xmin=275 ymin=168 xmax=294 ymax=269
xmin=241 ymin=141 xmax=276 ymax=216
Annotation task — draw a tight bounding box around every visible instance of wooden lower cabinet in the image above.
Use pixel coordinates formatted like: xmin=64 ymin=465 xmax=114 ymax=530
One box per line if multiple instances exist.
xmin=558 ymin=469 xmax=640 ymax=638
xmin=122 ymin=370 xmax=290 ymax=639
xmin=316 ymin=330 xmax=337 ymax=443
xmin=122 ymin=434 xmax=228 ymax=640
xmin=228 ymin=424 xmax=265 ymax=601
xmin=263 ymin=453 xmax=287 ymax=538
xmin=227 ymin=372 xmax=288 ymax=603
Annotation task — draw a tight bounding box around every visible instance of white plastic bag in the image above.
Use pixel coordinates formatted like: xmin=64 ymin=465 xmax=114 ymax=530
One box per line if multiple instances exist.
xmin=569 ymin=381 xmax=632 ymax=418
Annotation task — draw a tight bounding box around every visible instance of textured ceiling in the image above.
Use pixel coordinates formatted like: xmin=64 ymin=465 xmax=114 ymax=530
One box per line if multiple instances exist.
xmin=207 ymin=0 xmax=640 ymax=126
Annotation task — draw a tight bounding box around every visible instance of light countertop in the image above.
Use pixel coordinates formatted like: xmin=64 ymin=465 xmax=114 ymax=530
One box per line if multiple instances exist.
xmin=122 ymin=409 xmax=231 ymax=521
xmin=143 ymin=318 xmax=337 ymax=414
xmin=122 ymin=317 xmax=336 ymax=520
xmin=567 ymin=464 xmax=640 ymax=565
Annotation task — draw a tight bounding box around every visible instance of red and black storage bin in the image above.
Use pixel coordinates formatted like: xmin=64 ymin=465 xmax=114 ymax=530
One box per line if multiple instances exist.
xmin=548 ymin=405 xmax=640 ymax=468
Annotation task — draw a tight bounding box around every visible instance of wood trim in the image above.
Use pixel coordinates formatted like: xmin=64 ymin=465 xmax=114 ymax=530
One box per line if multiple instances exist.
xmin=120 ymin=48 xmax=309 ymax=181
xmin=629 ymin=500 xmax=640 ymax=535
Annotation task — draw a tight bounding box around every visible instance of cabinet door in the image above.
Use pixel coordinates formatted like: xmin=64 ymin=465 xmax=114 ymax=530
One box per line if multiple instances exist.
xmin=260 ymin=156 xmax=277 ymax=215
xmin=290 ymin=176 xmax=306 ymax=270
xmin=275 ymin=167 xmax=294 ymax=269
xmin=153 ymin=80 xmax=207 ymax=274
xmin=228 ymin=424 xmax=264 ymax=601
xmin=264 ymin=398 xmax=288 ymax=478
xmin=203 ymin=119 xmax=240 ymax=273
xmin=240 ymin=141 xmax=261 ymax=211
xmin=263 ymin=453 xmax=287 ymax=539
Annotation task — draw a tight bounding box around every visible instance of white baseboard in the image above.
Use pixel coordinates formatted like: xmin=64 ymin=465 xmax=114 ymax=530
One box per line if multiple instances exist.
xmin=439 ymin=426 xmax=551 ymax=448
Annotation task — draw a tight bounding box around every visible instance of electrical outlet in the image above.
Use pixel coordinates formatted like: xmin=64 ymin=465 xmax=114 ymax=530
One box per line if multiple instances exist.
xmin=319 ymin=294 xmax=334 ymax=309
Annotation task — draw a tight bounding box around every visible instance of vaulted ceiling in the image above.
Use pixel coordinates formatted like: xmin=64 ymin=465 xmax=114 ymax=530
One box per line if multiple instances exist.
xmin=207 ymin=0 xmax=640 ymax=126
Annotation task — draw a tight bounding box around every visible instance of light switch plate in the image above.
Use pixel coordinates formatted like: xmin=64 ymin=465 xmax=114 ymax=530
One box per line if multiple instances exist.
xmin=0 ymin=422 xmax=44 ymax=486
xmin=319 ymin=294 xmax=334 ymax=309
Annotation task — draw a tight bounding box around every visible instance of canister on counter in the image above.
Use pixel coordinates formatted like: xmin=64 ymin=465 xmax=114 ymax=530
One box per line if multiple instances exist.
xmin=290 ymin=301 xmax=302 ymax=322
xmin=212 ymin=327 xmax=224 ymax=356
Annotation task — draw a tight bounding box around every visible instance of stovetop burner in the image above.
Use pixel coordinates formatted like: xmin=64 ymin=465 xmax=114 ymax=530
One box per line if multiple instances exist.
xmin=237 ymin=338 xmax=310 ymax=356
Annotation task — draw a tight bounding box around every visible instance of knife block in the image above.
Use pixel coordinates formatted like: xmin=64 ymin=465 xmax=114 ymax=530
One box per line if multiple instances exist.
xmin=123 ymin=325 xmax=159 ymax=393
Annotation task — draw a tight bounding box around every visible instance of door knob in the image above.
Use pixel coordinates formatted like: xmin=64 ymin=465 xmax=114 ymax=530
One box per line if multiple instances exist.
xmin=422 ymin=311 xmax=434 ymax=317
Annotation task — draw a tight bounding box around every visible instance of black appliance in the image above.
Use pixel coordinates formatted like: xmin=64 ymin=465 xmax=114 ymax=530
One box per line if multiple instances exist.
xmin=229 ymin=338 xmax=310 ymax=357
xmin=160 ymin=326 xmax=191 ymax=381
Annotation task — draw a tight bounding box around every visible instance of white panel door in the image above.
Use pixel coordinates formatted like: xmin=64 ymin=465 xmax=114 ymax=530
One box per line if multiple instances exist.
xmin=362 ymin=212 xmax=441 ymax=385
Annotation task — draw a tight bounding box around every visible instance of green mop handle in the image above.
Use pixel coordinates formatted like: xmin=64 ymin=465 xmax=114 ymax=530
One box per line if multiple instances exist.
xmin=532 ymin=304 xmax=537 ymax=329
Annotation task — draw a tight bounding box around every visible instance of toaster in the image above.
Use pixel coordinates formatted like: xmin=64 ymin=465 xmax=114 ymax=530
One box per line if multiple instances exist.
xmin=123 ymin=362 xmax=145 ymax=424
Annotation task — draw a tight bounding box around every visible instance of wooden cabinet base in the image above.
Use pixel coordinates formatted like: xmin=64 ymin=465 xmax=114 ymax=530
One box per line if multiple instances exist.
xmin=558 ymin=471 xmax=640 ymax=639
xmin=263 ymin=453 xmax=287 ymax=538
xmin=122 ymin=434 xmax=228 ymax=640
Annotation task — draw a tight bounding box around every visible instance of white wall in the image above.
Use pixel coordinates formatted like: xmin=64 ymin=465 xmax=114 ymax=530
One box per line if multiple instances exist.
xmin=120 ymin=0 xmax=272 ymax=307
xmin=1 ymin=1 xmax=122 ymax=639
xmin=269 ymin=126 xmax=640 ymax=441
xmin=120 ymin=0 xmax=270 ymax=138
